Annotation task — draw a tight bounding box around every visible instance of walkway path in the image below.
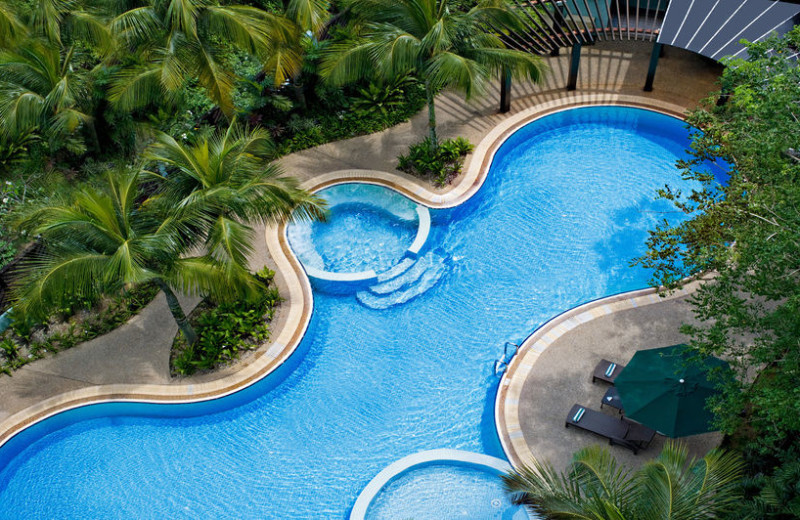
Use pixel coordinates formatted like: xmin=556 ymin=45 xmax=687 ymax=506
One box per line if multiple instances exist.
xmin=0 ymin=40 xmax=721 ymax=443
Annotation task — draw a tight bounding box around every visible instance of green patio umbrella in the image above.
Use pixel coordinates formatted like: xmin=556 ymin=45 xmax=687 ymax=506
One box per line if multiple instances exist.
xmin=614 ymin=344 xmax=731 ymax=438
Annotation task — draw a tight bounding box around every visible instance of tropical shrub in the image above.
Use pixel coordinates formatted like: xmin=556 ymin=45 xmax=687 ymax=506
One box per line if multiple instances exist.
xmin=503 ymin=441 xmax=744 ymax=520
xmin=397 ymin=136 xmax=474 ymax=186
xmin=171 ymin=268 xmax=281 ymax=376
xmin=351 ymin=76 xmax=416 ymax=120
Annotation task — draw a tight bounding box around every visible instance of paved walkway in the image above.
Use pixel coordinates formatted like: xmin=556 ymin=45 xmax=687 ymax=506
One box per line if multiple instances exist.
xmin=0 ymin=40 xmax=721 ymax=440
xmin=510 ymin=291 xmax=722 ymax=471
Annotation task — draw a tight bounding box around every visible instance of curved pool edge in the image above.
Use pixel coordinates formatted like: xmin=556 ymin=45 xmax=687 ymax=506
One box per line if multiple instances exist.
xmin=349 ymin=449 xmax=531 ymax=520
xmin=0 ymin=93 xmax=694 ymax=455
xmin=494 ymin=275 xmax=710 ymax=470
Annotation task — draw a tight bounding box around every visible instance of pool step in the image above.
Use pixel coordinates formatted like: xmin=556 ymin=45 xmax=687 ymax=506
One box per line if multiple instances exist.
xmin=375 ymin=257 xmax=415 ymax=284
xmin=370 ymin=255 xmax=433 ymax=295
xmin=356 ymin=253 xmax=447 ymax=309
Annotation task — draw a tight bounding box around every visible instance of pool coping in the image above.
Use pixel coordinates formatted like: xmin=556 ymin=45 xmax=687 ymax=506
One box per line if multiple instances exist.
xmin=349 ymin=449 xmax=526 ymax=520
xmin=0 ymin=94 xmax=695 ymax=465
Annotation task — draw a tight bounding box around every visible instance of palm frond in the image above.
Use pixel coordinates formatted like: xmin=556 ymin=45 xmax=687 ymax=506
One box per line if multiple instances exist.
xmin=194 ymin=44 xmax=235 ymax=117
xmin=11 ymin=250 xmax=111 ymax=321
xmin=466 ymin=46 xmax=546 ymax=82
xmin=285 ymin=0 xmax=330 ymax=35
xmin=169 ymin=255 xmax=263 ymax=302
xmin=320 ymin=37 xmax=379 ymax=85
xmin=164 ymin=0 xmax=198 ymax=39
xmin=65 ymin=11 xmax=113 ymax=52
xmin=425 ymin=50 xmax=490 ymax=98
xmin=109 ymin=6 xmax=161 ymax=48
xmin=108 ymin=63 xmax=167 ymax=111
xmin=0 ymin=3 xmax=26 ymax=46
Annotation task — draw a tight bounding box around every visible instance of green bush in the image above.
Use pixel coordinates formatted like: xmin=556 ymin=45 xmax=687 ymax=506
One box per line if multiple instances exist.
xmin=397 ymin=137 xmax=474 ymax=186
xmin=171 ymin=268 xmax=281 ymax=376
xmin=351 ymin=76 xmax=414 ymax=119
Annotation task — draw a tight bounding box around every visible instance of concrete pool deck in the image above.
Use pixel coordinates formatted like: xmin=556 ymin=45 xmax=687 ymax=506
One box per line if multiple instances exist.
xmin=496 ymin=280 xmax=723 ymax=472
xmin=0 ymin=40 xmax=723 ymax=470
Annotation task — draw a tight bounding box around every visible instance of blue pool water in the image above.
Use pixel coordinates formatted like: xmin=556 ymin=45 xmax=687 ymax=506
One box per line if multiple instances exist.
xmin=313 ymin=203 xmax=416 ymax=272
xmin=0 ymin=107 xmax=718 ymax=519
xmin=366 ymin=464 xmax=527 ymax=520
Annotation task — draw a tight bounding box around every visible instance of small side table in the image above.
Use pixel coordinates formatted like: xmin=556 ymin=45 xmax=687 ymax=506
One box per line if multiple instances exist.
xmin=600 ymin=386 xmax=623 ymax=414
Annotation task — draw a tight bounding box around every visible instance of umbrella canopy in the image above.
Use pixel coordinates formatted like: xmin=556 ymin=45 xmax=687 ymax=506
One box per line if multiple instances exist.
xmin=614 ymin=344 xmax=730 ymax=437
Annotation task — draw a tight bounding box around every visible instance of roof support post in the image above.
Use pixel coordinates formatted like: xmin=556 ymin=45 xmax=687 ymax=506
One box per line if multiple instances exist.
xmin=567 ymin=43 xmax=582 ymax=91
xmin=644 ymin=41 xmax=662 ymax=92
xmin=500 ymin=67 xmax=512 ymax=113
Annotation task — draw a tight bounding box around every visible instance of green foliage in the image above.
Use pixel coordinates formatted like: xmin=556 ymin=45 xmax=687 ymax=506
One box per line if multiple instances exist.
xmin=0 ymin=179 xmax=25 ymax=269
xmin=0 ymin=41 xmax=93 ymax=159
xmin=636 ymin=27 xmax=800 ymax=457
xmin=397 ymin=136 xmax=473 ymax=186
xmin=504 ymin=441 xmax=744 ymax=520
xmin=351 ymin=76 xmax=415 ymax=119
xmin=735 ymin=458 xmax=800 ymax=519
xmin=632 ymin=28 xmax=800 ymax=518
xmin=10 ymin=122 xmax=323 ymax=350
xmin=171 ymin=285 xmax=282 ymax=376
xmin=321 ymin=0 xmax=546 ymax=143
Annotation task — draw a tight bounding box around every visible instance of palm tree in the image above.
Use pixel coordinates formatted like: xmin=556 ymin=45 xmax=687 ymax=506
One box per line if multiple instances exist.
xmin=502 ymin=441 xmax=744 ymax=519
xmin=320 ymin=0 xmax=545 ymax=146
xmin=0 ymin=40 xmax=93 ymax=156
xmin=142 ymin=123 xmax=327 ymax=268
xmin=107 ymin=0 xmax=303 ymax=117
xmin=11 ymin=168 xmax=265 ymax=345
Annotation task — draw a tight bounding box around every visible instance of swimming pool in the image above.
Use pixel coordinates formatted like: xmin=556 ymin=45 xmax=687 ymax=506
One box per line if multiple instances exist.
xmin=0 ymin=106 xmax=714 ymax=519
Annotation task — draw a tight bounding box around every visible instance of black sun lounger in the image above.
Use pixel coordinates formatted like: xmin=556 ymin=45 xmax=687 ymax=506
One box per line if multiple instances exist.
xmin=592 ymin=359 xmax=625 ymax=384
xmin=565 ymin=404 xmax=656 ymax=454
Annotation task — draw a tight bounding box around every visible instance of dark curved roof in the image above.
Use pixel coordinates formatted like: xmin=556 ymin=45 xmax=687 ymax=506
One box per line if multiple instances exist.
xmin=504 ymin=0 xmax=800 ymax=60
xmin=661 ymin=0 xmax=800 ymax=59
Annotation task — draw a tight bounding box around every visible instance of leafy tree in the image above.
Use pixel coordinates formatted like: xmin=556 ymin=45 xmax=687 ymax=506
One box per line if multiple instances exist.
xmin=503 ymin=441 xmax=744 ymax=520
xmin=107 ymin=0 xmax=303 ymax=117
xmin=0 ymin=40 xmax=93 ymax=157
xmin=634 ymin=28 xmax=800 ymax=460
xmin=142 ymin=123 xmax=326 ymax=268
xmin=320 ymin=0 xmax=545 ymax=146
xmin=11 ymin=121 xmax=325 ymax=344
xmin=10 ymin=167 xmax=264 ymax=344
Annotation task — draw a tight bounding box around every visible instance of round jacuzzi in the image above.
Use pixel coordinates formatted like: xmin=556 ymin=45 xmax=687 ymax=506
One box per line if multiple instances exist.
xmin=287 ymin=183 xmax=431 ymax=286
xmin=351 ymin=450 xmax=535 ymax=520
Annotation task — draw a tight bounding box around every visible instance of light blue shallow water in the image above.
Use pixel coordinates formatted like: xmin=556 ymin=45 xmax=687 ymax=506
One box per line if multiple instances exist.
xmin=0 ymin=107 xmax=718 ymax=519
xmin=366 ymin=464 xmax=527 ymax=520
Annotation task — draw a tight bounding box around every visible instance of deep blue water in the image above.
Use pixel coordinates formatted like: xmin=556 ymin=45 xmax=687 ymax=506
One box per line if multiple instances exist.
xmin=0 ymin=107 xmax=715 ymax=519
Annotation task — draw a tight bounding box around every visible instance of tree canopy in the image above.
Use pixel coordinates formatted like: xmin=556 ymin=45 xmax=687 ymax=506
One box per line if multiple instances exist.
xmin=635 ymin=27 xmax=800 ymax=463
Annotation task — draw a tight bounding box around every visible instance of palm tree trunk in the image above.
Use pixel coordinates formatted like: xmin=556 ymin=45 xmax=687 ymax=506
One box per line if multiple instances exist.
xmin=425 ymin=81 xmax=438 ymax=149
xmin=155 ymin=279 xmax=198 ymax=345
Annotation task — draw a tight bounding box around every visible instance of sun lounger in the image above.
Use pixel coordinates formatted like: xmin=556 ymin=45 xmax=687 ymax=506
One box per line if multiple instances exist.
xmin=592 ymin=359 xmax=625 ymax=384
xmin=565 ymin=404 xmax=655 ymax=454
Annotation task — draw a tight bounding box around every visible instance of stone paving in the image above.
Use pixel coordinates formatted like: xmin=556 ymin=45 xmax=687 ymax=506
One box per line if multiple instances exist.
xmin=0 ymin=40 xmax=723 ymax=469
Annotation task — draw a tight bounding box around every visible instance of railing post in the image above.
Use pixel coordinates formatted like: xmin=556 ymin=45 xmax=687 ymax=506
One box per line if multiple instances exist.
xmin=644 ymin=41 xmax=662 ymax=92
xmin=567 ymin=43 xmax=582 ymax=91
xmin=500 ymin=67 xmax=512 ymax=113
